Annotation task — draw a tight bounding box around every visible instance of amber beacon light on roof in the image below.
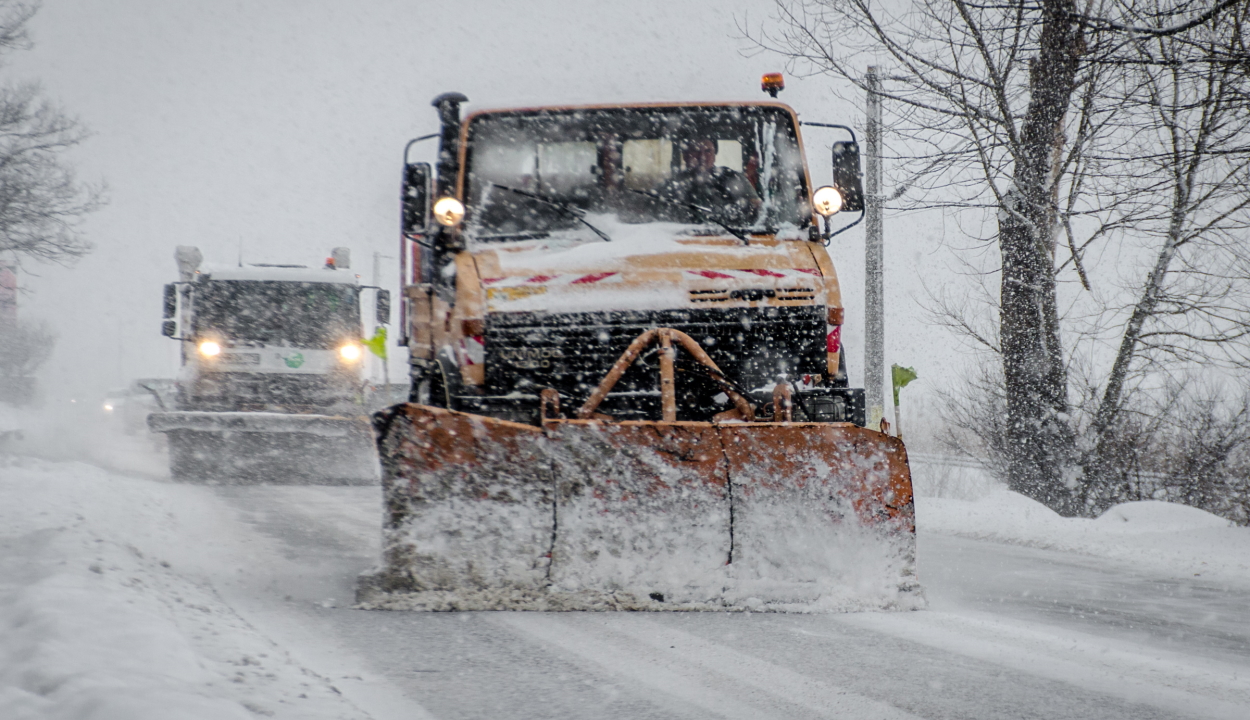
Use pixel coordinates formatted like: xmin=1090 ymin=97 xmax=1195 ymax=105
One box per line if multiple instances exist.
xmin=761 ymin=72 xmax=786 ymax=97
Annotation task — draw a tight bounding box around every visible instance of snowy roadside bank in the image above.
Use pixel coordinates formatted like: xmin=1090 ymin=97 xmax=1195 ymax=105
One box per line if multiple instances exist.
xmin=909 ymin=453 xmax=1250 ymax=586
xmin=0 ymin=456 xmax=370 ymax=720
xmin=916 ymin=489 xmax=1250 ymax=586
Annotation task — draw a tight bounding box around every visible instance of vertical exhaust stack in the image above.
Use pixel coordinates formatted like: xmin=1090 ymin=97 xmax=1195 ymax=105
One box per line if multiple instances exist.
xmin=174 ymin=246 xmax=202 ymax=282
xmin=431 ymin=92 xmax=469 ymax=199
xmin=331 ymin=247 xmax=351 ymax=270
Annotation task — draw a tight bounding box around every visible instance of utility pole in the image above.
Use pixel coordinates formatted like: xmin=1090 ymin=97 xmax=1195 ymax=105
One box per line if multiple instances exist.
xmin=864 ymin=66 xmax=885 ymax=429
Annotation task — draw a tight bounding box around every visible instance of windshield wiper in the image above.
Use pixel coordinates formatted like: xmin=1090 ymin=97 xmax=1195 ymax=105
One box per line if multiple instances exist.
xmin=626 ymin=188 xmax=750 ymax=246
xmin=476 ymin=230 xmax=551 ymax=242
xmin=491 ymin=184 xmax=611 ymax=243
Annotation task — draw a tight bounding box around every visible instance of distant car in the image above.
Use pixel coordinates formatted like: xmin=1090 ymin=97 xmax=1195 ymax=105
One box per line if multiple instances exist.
xmin=102 ymin=379 xmax=177 ymax=435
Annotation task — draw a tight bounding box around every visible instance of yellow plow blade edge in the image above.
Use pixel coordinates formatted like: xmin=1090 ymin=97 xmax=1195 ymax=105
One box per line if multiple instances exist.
xmin=360 ymin=404 xmax=920 ymax=611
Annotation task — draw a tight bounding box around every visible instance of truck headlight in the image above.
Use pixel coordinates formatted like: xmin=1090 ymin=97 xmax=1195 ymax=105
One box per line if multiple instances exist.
xmin=433 ymin=197 xmax=465 ymax=227
xmin=339 ymin=343 xmax=362 ymax=361
xmin=813 ymin=186 xmax=843 ymax=217
xmin=198 ymin=340 xmax=222 ymax=357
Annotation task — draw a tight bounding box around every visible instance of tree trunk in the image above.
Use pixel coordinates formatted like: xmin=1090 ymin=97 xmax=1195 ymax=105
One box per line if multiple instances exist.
xmin=1083 ymin=194 xmax=1189 ymax=487
xmin=1084 ymin=55 xmax=1211 ymax=494
xmin=999 ymin=0 xmax=1084 ymax=515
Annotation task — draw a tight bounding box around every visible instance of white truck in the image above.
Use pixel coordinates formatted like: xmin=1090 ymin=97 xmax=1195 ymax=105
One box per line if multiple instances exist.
xmin=148 ymin=246 xmax=389 ymax=483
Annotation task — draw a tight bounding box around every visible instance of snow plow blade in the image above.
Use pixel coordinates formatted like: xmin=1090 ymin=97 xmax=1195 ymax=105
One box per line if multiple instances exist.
xmin=359 ymin=404 xmax=919 ymax=611
xmin=148 ymin=411 xmax=378 ymax=485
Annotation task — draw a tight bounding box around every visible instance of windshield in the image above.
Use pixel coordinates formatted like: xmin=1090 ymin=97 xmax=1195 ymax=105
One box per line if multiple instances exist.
xmin=463 ymin=105 xmax=811 ymax=242
xmin=192 ymin=280 xmax=361 ymax=349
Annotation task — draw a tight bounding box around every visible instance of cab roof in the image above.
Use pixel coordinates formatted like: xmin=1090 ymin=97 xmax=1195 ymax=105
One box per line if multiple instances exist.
xmin=463 ymin=100 xmax=799 ymax=124
xmin=197 ymin=264 xmax=359 ymax=285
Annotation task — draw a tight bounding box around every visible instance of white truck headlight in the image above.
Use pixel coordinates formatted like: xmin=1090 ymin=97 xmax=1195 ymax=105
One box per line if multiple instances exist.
xmin=813 ymin=186 xmax=843 ymax=217
xmin=433 ymin=197 xmax=465 ymax=227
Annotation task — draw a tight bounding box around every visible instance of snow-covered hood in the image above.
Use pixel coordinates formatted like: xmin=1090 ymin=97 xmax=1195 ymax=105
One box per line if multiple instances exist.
xmin=469 ymin=228 xmax=828 ymax=314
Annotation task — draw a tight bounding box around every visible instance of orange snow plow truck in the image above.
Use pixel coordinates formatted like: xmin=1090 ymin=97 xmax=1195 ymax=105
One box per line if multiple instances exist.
xmin=360 ymin=83 xmax=918 ymax=611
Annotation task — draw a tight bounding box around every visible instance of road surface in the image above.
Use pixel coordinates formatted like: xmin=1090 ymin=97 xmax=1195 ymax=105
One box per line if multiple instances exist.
xmin=201 ymin=485 xmax=1250 ymax=720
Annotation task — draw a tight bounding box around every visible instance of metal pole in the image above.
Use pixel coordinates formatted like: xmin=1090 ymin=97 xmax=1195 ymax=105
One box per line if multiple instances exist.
xmin=864 ymin=67 xmax=885 ymax=429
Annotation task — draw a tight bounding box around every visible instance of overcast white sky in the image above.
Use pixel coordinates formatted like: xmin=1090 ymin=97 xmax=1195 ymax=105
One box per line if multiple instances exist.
xmin=10 ymin=0 xmax=955 ymax=415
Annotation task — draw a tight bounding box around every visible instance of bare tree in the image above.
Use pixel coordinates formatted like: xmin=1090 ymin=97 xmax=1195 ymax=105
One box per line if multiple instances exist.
xmin=743 ymin=0 xmax=1247 ymax=515
xmin=0 ymin=2 xmax=101 ymax=266
xmin=1077 ymin=381 xmax=1250 ymax=525
xmin=1081 ymin=0 xmax=1250 ymax=492
xmin=1154 ymin=385 xmax=1250 ymax=518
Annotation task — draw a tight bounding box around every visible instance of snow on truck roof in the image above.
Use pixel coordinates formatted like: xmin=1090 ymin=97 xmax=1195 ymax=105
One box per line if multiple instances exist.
xmin=463 ymin=100 xmax=798 ymax=121
xmin=198 ymin=264 xmax=360 ymax=285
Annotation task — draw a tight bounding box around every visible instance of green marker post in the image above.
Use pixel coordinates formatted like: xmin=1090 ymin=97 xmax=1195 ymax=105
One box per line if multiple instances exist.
xmin=891 ymin=364 xmax=918 ymax=440
xmin=364 ymin=326 xmax=389 ymax=392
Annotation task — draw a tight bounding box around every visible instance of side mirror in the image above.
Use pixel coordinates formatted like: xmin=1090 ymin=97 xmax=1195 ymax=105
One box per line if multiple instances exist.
xmin=402 ymin=162 xmax=432 ymax=236
xmin=831 ymin=141 xmax=864 ymax=213
xmin=163 ymin=283 xmax=177 ymax=319
xmin=376 ymin=289 xmax=391 ymax=325
xmin=161 ymin=320 xmax=177 ymax=337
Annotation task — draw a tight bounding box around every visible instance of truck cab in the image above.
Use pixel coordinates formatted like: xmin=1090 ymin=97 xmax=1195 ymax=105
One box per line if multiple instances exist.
xmin=362 ymin=90 xmax=919 ymax=610
xmin=152 ymin=247 xmax=389 ymax=484
xmin=401 ymin=96 xmax=865 ymax=425
xmin=161 ymin=249 xmax=389 ymax=415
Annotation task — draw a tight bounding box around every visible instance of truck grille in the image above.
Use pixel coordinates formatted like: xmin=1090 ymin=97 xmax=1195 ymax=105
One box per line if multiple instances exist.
xmin=688 ymin=287 xmax=817 ymax=303
xmin=183 ymin=372 xmax=353 ymax=412
xmin=485 ymin=306 xmax=826 ymax=404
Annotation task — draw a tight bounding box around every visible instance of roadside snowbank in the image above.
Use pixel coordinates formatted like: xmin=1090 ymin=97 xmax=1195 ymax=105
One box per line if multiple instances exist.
xmin=917 ymin=489 xmax=1250 ymax=585
xmin=0 ymin=456 xmax=367 ymax=720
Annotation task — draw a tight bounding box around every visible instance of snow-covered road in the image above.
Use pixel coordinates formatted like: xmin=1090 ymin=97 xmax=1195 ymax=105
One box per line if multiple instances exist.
xmin=213 ymin=484 xmax=1250 ymax=720
xmin=4 ymin=458 xmax=1249 ymax=719
xmin=924 ymin=534 xmax=1250 ymax=666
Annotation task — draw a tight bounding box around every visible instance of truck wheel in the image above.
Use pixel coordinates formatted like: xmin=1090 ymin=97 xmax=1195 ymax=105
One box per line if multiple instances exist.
xmin=408 ymin=357 xmax=444 ymax=407
xmin=431 ymin=350 xmax=460 ymax=410
xmin=410 ymin=368 xmax=433 ymax=405
xmin=427 ymin=364 xmax=449 ymax=408
xmin=411 ymin=351 xmax=457 ymax=410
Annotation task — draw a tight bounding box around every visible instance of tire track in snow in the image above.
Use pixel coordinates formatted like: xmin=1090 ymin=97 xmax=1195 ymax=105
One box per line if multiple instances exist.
xmin=495 ymin=613 xmax=922 ymax=720
xmin=831 ymin=611 xmax=1250 ymax=719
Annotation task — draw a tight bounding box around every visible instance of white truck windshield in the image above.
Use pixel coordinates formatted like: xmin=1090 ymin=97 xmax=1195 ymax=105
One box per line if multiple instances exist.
xmin=192 ymin=281 xmax=362 ymax=349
